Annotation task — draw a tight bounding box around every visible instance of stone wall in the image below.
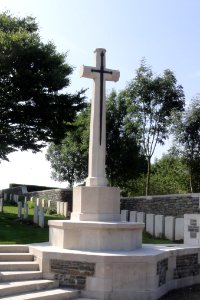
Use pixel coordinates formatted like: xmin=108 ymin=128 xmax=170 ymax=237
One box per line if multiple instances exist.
xmin=121 ymin=194 xmax=200 ymax=217
xmin=25 ymin=189 xmax=73 ymax=212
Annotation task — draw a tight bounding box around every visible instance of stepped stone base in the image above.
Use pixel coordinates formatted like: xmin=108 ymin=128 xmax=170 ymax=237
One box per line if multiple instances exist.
xmin=29 ymin=242 xmax=200 ymax=300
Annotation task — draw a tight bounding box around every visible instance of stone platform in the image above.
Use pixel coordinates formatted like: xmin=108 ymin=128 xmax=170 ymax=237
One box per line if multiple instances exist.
xmin=48 ymin=220 xmax=144 ymax=251
xmin=29 ymin=242 xmax=200 ymax=300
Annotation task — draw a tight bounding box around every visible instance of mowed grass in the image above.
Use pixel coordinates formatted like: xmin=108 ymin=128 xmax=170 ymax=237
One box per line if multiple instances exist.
xmin=0 ymin=205 xmax=66 ymax=244
xmin=0 ymin=205 xmax=176 ymax=245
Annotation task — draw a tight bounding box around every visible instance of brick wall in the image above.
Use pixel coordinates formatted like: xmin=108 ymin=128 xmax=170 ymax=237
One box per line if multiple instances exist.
xmin=120 ymin=194 xmax=200 ymax=217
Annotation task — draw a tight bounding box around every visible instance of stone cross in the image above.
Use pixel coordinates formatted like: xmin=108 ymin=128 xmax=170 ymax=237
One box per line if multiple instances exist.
xmin=80 ymin=48 xmax=120 ymax=187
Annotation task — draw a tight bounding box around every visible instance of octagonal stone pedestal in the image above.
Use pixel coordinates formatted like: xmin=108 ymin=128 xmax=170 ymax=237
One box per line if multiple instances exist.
xmin=48 ymin=220 xmax=144 ymax=251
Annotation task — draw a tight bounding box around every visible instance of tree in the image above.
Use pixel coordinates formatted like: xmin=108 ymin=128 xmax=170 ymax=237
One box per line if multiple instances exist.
xmin=124 ymin=60 xmax=185 ymax=195
xmin=0 ymin=12 xmax=85 ymax=161
xmin=46 ymin=90 xmax=146 ymax=189
xmin=46 ymin=107 xmax=89 ymax=187
xmin=172 ymin=97 xmax=200 ymax=193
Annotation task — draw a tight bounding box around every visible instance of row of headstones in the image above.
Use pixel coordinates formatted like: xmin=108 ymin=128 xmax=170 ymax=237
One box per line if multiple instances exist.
xmin=121 ymin=210 xmax=184 ymax=241
xmin=18 ymin=201 xmax=45 ymax=228
xmin=3 ymin=193 xmax=68 ymax=217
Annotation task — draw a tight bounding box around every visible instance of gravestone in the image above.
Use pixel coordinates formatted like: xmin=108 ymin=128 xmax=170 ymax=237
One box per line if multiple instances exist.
xmin=18 ymin=202 xmax=22 ymax=218
xmin=121 ymin=209 xmax=129 ymax=222
xmin=146 ymin=213 xmax=155 ymax=236
xmin=137 ymin=212 xmax=146 ymax=224
xmin=165 ymin=216 xmax=175 ymax=241
xmin=175 ymin=217 xmax=184 ymax=241
xmin=130 ymin=211 xmax=137 ymax=222
xmin=39 ymin=207 xmax=44 ymax=228
xmin=0 ymin=198 xmax=3 ymax=213
xmin=23 ymin=202 xmax=28 ymax=220
xmin=33 ymin=205 xmax=39 ymax=224
xmin=155 ymin=215 xmax=165 ymax=238
xmin=184 ymin=214 xmax=200 ymax=245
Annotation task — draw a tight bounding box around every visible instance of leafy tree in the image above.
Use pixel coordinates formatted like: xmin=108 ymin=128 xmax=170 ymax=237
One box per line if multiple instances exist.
xmin=150 ymin=153 xmax=189 ymax=194
xmin=46 ymin=90 xmax=146 ymax=188
xmin=0 ymin=12 xmax=85 ymax=161
xmin=46 ymin=108 xmax=89 ymax=187
xmin=124 ymin=60 xmax=185 ymax=195
xmin=172 ymin=97 xmax=200 ymax=192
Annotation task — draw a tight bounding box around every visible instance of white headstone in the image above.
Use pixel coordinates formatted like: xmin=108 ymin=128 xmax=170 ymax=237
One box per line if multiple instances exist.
xmin=59 ymin=202 xmax=64 ymax=216
xmin=39 ymin=207 xmax=44 ymax=228
xmin=146 ymin=213 xmax=155 ymax=236
xmin=3 ymin=193 xmax=7 ymax=201
xmin=0 ymin=198 xmax=3 ymax=213
xmin=63 ymin=202 xmax=68 ymax=218
xmin=30 ymin=197 xmax=34 ymax=202
xmin=36 ymin=198 xmax=40 ymax=207
xmin=33 ymin=205 xmax=39 ymax=224
xmin=24 ymin=202 xmax=28 ymax=220
xmin=42 ymin=199 xmax=45 ymax=208
xmin=129 ymin=211 xmax=137 ymax=222
xmin=184 ymin=214 xmax=200 ymax=245
xmin=57 ymin=202 xmax=60 ymax=215
xmin=137 ymin=212 xmax=146 ymax=224
xmin=155 ymin=215 xmax=165 ymax=238
xmin=121 ymin=210 xmax=129 ymax=222
xmin=80 ymin=48 xmax=120 ymax=187
xmin=175 ymin=217 xmax=184 ymax=241
xmin=164 ymin=216 xmax=175 ymax=241
xmin=18 ymin=202 xmax=22 ymax=218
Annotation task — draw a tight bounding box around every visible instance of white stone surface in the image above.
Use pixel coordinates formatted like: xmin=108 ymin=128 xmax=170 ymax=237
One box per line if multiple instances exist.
xmin=48 ymin=220 xmax=144 ymax=251
xmin=23 ymin=202 xmax=28 ymax=220
xmin=71 ymin=186 xmax=121 ymax=222
xmin=146 ymin=213 xmax=155 ymax=236
xmin=18 ymin=202 xmax=22 ymax=218
xmin=129 ymin=211 xmax=137 ymax=222
xmin=164 ymin=216 xmax=175 ymax=241
xmin=175 ymin=217 xmax=184 ymax=241
xmin=155 ymin=215 xmax=165 ymax=238
xmin=80 ymin=48 xmax=120 ymax=187
xmin=184 ymin=214 xmax=200 ymax=245
xmin=39 ymin=207 xmax=44 ymax=228
xmin=29 ymin=242 xmax=200 ymax=300
xmin=34 ymin=205 xmax=39 ymax=224
xmin=121 ymin=210 xmax=128 ymax=222
xmin=63 ymin=202 xmax=68 ymax=218
xmin=137 ymin=212 xmax=145 ymax=224
xmin=0 ymin=198 xmax=3 ymax=213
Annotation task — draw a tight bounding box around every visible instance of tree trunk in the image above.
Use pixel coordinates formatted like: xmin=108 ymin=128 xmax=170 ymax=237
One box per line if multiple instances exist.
xmin=189 ymin=165 xmax=193 ymax=194
xmin=145 ymin=156 xmax=151 ymax=196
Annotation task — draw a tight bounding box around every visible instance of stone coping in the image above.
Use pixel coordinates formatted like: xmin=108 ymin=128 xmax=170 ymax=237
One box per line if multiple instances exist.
xmin=48 ymin=220 xmax=144 ymax=230
xmin=29 ymin=243 xmax=200 ymax=262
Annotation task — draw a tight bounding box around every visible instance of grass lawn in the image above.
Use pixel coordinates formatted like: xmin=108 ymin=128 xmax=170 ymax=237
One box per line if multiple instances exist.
xmin=0 ymin=205 xmax=175 ymax=245
xmin=0 ymin=205 xmax=66 ymax=244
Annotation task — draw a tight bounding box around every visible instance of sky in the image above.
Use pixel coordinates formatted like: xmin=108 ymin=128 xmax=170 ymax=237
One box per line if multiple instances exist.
xmin=0 ymin=0 xmax=200 ymax=189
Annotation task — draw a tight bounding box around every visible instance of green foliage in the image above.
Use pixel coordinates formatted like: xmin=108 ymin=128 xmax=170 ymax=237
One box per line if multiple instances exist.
xmin=124 ymin=60 xmax=185 ymax=195
xmin=46 ymin=90 xmax=146 ymax=188
xmin=46 ymin=106 xmax=90 ymax=187
xmin=150 ymin=153 xmax=190 ymax=194
xmin=0 ymin=12 xmax=85 ymax=161
xmin=172 ymin=97 xmax=200 ymax=193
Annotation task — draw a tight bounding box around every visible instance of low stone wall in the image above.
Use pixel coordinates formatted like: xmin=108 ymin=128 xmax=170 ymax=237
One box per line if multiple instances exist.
xmin=25 ymin=189 xmax=73 ymax=212
xmin=121 ymin=194 xmax=200 ymax=217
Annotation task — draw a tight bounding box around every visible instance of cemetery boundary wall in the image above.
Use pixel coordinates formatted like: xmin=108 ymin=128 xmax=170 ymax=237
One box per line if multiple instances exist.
xmin=121 ymin=193 xmax=200 ymax=217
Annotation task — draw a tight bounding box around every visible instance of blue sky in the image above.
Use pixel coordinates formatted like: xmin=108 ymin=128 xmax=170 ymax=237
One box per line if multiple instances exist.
xmin=0 ymin=0 xmax=200 ymax=189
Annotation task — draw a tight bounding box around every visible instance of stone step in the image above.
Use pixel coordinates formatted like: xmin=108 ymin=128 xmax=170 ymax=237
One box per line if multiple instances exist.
xmin=0 ymin=279 xmax=59 ymax=297
xmin=0 ymin=261 xmax=39 ymax=271
xmin=0 ymin=253 xmax=34 ymax=261
xmin=0 ymin=287 xmax=79 ymax=300
xmin=0 ymin=245 xmax=29 ymax=253
xmin=0 ymin=270 xmax=43 ymax=282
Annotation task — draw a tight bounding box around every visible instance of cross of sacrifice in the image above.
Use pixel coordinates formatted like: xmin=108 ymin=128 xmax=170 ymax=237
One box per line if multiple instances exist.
xmin=80 ymin=48 xmax=120 ymax=187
